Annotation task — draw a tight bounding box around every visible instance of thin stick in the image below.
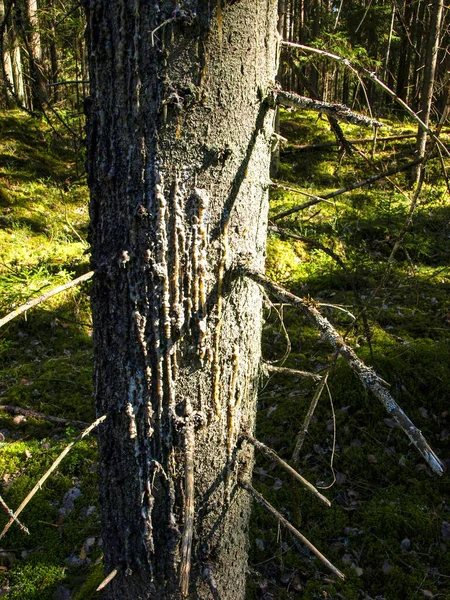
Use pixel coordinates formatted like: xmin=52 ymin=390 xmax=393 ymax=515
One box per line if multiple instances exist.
xmin=0 ymin=494 xmax=29 ymax=535
xmin=244 ymin=269 xmax=445 ymax=476
xmin=96 ymin=567 xmax=119 ymax=592
xmin=242 ymin=432 xmax=331 ymax=507
xmin=276 ymin=89 xmax=383 ymax=129
xmin=271 ymin=155 xmax=431 ymax=221
xmin=282 ymin=41 xmax=450 ymax=158
xmin=292 ymin=374 xmax=329 ymax=466
xmin=0 ymin=415 xmax=106 ymax=540
xmin=239 ymin=478 xmax=345 ymax=580
xmin=264 ymin=364 xmax=322 ymax=381
xmin=270 ymin=182 xmax=335 ymax=205
xmin=0 ymin=405 xmax=89 ymax=429
xmin=0 ymin=271 xmax=94 ymax=329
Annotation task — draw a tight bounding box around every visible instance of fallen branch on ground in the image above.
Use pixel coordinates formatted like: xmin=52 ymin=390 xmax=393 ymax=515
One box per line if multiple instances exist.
xmin=241 ymin=432 xmax=331 ymax=507
xmin=244 ymin=269 xmax=444 ymax=476
xmin=0 ymin=415 xmax=106 ymax=540
xmin=276 ymin=89 xmax=383 ymax=129
xmin=239 ymin=478 xmax=345 ymax=580
xmin=0 ymin=405 xmax=89 ymax=429
xmin=0 ymin=271 xmax=94 ymax=329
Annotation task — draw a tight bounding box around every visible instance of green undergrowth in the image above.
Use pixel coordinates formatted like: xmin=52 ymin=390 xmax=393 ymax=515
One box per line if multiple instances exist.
xmin=0 ymin=110 xmax=97 ymax=599
xmin=249 ymin=110 xmax=450 ymax=598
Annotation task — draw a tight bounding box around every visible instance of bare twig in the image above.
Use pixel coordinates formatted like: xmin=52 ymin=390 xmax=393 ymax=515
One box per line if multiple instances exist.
xmin=292 ymin=374 xmax=329 ymax=466
xmin=0 ymin=405 xmax=89 ymax=429
xmin=0 ymin=271 xmax=93 ymax=329
xmin=276 ymin=89 xmax=383 ymax=129
xmin=244 ymin=269 xmax=445 ymax=476
xmin=242 ymin=432 xmax=331 ymax=507
xmin=264 ymin=364 xmax=322 ymax=381
xmin=0 ymin=494 xmax=29 ymax=535
xmin=239 ymin=478 xmax=345 ymax=580
xmin=0 ymin=415 xmax=106 ymax=540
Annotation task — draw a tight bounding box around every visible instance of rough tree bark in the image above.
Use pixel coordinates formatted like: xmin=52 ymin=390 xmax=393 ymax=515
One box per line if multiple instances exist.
xmin=85 ymin=1 xmax=278 ymax=599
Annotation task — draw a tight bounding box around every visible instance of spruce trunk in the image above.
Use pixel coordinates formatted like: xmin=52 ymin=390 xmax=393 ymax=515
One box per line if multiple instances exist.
xmin=85 ymin=1 xmax=278 ymax=598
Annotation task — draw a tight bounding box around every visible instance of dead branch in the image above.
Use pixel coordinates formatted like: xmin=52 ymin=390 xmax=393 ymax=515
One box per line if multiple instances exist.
xmin=276 ymin=89 xmax=383 ymax=129
xmin=0 ymin=415 xmax=106 ymax=540
xmin=0 ymin=405 xmax=89 ymax=429
xmin=270 ymin=181 xmax=335 ymax=205
xmin=241 ymin=432 xmax=331 ymax=507
xmin=239 ymin=478 xmax=345 ymax=580
xmin=244 ymin=269 xmax=444 ymax=476
xmin=0 ymin=494 xmax=29 ymax=535
xmin=282 ymin=41 xmax=450 ymax=159
xmin=271 ymin=154 xmax=431 ymax=221
xmin=292 ymin=374 xmax=329 ymax=466
xmin=264 ymin=363 xmax=322 ymax=381
xmin=0 ymin=271 xmax=94 ymax=329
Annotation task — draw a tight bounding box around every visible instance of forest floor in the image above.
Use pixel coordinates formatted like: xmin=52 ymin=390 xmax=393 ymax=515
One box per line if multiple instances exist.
xmin=0 ymin=109 xmax=449 ymax=599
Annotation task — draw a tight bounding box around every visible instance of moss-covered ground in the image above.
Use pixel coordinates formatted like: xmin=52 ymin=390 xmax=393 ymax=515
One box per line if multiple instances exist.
xmin=0 ymin=108 xmax=449 ymax=599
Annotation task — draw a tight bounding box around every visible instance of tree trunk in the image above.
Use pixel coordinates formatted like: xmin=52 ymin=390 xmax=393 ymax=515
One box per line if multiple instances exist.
xmin=85 ymin=1 xmax=278 ymax=599
xmin=413 ymin=0 xmax=444 ymax=180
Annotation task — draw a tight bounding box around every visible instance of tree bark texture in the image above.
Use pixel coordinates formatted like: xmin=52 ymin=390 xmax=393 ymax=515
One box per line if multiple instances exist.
xmin=85 ymin=1 xmax=278 ymax=599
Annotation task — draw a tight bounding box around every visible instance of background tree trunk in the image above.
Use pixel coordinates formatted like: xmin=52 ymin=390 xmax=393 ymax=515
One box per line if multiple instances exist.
xmin=85 ymin=1 xmax=278 ymax=598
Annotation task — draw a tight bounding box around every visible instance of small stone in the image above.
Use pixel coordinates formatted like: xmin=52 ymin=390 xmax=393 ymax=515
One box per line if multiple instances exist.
xmin=441 ymin=521 xmax=450 ymax=539
xmin=382 ymin=560 xmax=392 ymax=574
xmin=341 ymin=553 xmax=353 ymax=565
xmin=421 ymin=591 xmax=434 ymax=599
xmin=401 ymin=538 xmax=411 ymax=551
xmin=354 ymin=566 xmax=364 ymax=577
xmin=255 ymin=538 xmax=265 ymax=551
xmin=13 ymin=415 xmax=26 ymax=424
xmin=62 ymin=487 xmax=82 ymax=511
xmin=85 ymin=537 xmax=96 ymax=550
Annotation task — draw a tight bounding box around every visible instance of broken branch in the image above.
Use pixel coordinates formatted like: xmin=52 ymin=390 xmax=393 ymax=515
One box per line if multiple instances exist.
xmin=244 ymin=269 xmax=444 ymax=476
xmin=241 ymin=432 xmax=331 ymax=507
xmin=276 ymin=89 xmax=383 ymax=129
xmin=239 ymin=478 xmax=345 ymax=580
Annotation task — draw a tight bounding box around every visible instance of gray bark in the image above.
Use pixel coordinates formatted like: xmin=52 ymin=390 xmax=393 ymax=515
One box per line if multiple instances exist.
xmin=85 ymin=1 xmax=278 ymax=599
xmin=413 ymin=0 xmax=444 ymax=181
